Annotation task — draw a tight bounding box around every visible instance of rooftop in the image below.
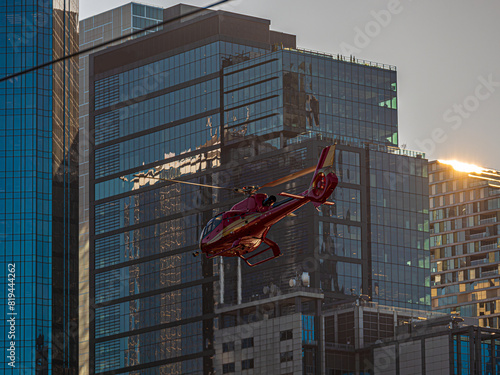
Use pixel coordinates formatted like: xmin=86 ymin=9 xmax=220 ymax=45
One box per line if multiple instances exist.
xmin=283 ymin=46 xmax=396 ymax=71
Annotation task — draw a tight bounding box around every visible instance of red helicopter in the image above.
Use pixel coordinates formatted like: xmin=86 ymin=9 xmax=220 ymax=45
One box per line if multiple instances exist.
xmin=133 ymin=145 xmax=338 ymax=266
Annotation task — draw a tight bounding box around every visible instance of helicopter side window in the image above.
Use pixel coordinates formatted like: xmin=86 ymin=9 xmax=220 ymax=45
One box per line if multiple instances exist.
xmin=212 ymin=215 xmax=222 ymax=230
xmin=203 ymin=213 xmax=223 ymax=237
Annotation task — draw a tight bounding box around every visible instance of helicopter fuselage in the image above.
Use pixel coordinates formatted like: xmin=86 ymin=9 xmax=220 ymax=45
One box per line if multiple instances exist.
xmin=199 ymin=193 xmax=305 ymax=257
xmin=198 ymin=145 xmax=338 ymax=266
xmin=200 ymin=170 xmax=338 ymax=266
xmin=131 ymin=145 xmax=338 ymax=266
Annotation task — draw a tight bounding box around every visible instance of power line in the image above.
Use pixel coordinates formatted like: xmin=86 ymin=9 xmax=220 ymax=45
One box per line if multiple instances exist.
xmin=0 ymin=0 xmax=232 ymax=84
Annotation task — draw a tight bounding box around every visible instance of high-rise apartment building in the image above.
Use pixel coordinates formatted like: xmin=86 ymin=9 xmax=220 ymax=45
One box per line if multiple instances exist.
xmin=430 ymin=161 xmax=500 ymax=328
xmin=87 ymin=4 xmax=429 ymax=373
xmin=79 ymin=4 xmax=163 ymax=373
xmin=0 ymin=0 xmax=79 ymax=373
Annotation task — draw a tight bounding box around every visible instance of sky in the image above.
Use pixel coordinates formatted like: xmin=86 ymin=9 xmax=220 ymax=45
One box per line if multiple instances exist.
xmin=80 ymin=0 xmax=500 ymax=169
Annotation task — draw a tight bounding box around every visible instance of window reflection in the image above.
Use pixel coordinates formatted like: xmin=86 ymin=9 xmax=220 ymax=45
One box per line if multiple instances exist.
xmin=95 ymin=147 xmax=220 ymax=201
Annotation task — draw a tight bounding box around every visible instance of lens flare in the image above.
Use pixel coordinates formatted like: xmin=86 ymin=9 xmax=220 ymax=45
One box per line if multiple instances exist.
xmin=438 ymin=160 xmax=485 ymax=174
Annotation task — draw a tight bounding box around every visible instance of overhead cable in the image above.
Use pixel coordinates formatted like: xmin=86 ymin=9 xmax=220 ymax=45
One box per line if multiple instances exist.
xmin=0 ymin=0 xmax=232 ymax=84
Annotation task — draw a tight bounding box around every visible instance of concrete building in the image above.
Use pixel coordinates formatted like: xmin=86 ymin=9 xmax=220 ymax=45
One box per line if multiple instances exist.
xmin=323 ymin=301 xmax=444 ymax=374
xmin=215 ymin=288 xmax=323 ymax=374
xmin=87 ymin=4 xmax=429 ymax=373
xmin=216 ymin=290 xmax=451 ymax=374
xmin=216 ymin=284 xmax=500 ymax=374
xmin=429 ymin=161 xmax=500 ymax=328
xmin=0 ymin=0 xmax=79 ymax=373
xmin=373 ymin=315 xmax=500 ymax=374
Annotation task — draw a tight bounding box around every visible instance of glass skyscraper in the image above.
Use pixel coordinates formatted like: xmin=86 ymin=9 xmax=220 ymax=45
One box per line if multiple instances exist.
xmin=0 ymin=0 xmax=79 ymax=374
xmin=88 ymin=4 xmax=429 ymax=373
xmin=220 ymin=48 xmax=428 ymax=310
xmin=79 ymin=4 xmax=163 ymax=373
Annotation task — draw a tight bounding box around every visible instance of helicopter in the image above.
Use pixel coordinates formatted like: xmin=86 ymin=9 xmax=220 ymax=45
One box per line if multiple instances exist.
xmin=132 ymin=145 xmax=338 ymax=267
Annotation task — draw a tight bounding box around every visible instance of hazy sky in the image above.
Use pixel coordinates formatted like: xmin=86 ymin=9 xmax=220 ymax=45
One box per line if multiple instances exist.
xmin=80 ymin=0 xmax=500 ymax=169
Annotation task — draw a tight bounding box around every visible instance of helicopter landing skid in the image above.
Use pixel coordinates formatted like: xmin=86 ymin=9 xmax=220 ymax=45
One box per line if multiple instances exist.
xmin=238 ymin=237 xmax=281 ymax=267
xmin=204 ymin=239 xmax=243 ymax=259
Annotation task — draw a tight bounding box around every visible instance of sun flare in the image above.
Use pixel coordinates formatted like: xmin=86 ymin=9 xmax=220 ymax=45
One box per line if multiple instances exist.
xmin=438 ymin=160 xmax=485 ymax=174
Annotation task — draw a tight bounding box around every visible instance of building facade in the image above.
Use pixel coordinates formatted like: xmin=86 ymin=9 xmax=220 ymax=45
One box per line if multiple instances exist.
xmin=373 ymin=315 xmax=500 ymax=374
xmin=217 ymin=140 xmax=429 ymax=311
xmin=216 ymin=293 xmax=443 ymax=375
xmin=88 ymin=4 xmax=429 ymax=374
xmin=215 ymin=288 xmax=324 ymax=374
xmin=89 ymin=7 xmax=296 ymax=374
xmin=430 ymin=161 xmax=500 ymax=328
xmin=79 ymin=4 xmax=163 ymax=373
xmin=0 ymin=0 xmax=79 ymax=373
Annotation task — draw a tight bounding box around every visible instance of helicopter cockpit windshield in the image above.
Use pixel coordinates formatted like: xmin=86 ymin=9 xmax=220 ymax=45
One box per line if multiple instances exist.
xmin=200 ymin=213 xmax=223 ymax=242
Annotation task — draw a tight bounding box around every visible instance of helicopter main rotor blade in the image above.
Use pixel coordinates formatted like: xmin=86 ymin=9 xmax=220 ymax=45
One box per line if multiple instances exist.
xmin=131 ymin=163 xmax=318 ymax=196
xmin=132 ymin=174 xmax=237 ymax=192
xmin=260 ymin=166 xmax=317 ymax=188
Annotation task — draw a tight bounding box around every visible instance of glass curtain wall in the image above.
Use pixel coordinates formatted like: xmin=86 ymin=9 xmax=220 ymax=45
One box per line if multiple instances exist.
xmin=0 ymin=0 xmax=78 ymax=373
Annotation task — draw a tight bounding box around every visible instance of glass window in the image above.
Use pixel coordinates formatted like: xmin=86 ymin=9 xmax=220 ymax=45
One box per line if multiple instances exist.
xmin=242 ymin=359 xmax=254 ymax=370
xmin=280 ymin=351 xmax=293 ymax=362
xmin=222 ymin=341 xmax=235 ymax=352
xmin=241 ymin=337 xmax=254 ymax=349
xmin=223 ymin=363 xmax=235 ymax=374
xmin=280 ymin=329 xmax=293 ymax=341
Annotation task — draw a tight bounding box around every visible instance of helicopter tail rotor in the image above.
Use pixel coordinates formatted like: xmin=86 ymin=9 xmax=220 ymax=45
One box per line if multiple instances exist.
xmin=307 ymin=145 xmax=338 ymax=202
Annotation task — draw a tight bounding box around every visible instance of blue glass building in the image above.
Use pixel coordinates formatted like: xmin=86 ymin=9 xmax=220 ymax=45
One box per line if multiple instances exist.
xmin=88 ymin=4 xmax=429 ymax=374
xmin=0 ymin=0 xmax=79 ymax=373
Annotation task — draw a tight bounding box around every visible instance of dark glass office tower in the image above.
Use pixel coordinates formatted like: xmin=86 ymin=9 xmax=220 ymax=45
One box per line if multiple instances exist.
xmin=89 ymin=7 xmax=295 ymax=374
xmin=0 ymin=0 xmax=79 ymax=373
xmin=88 ymin=4 xmax=429 ymax=374
xmin=79 ymin=4 xmax=163 ymax=372
xmin=220 ymin=48 xmax=428 ymax=310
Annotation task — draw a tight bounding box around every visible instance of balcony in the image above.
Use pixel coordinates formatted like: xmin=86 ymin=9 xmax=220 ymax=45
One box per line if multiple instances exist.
xmin=325 ymin=342 xmax=355 ymax=351
xmin=471 ymin=258 xmax=489 ymax=266
xmin=490 ymin=188 xmax=500 ymax=196
xmin=481 ymin=244 xmax=499 ymax=251
xmin=303 ymin=339 xmax=318 ymax=346
xmin=480 ymin=217 xmax=497 ymax=225
xmin=482 ymin=269 xmax=499 ymax=278
xmin=470 ymin=232 xmax=487 ymax=240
